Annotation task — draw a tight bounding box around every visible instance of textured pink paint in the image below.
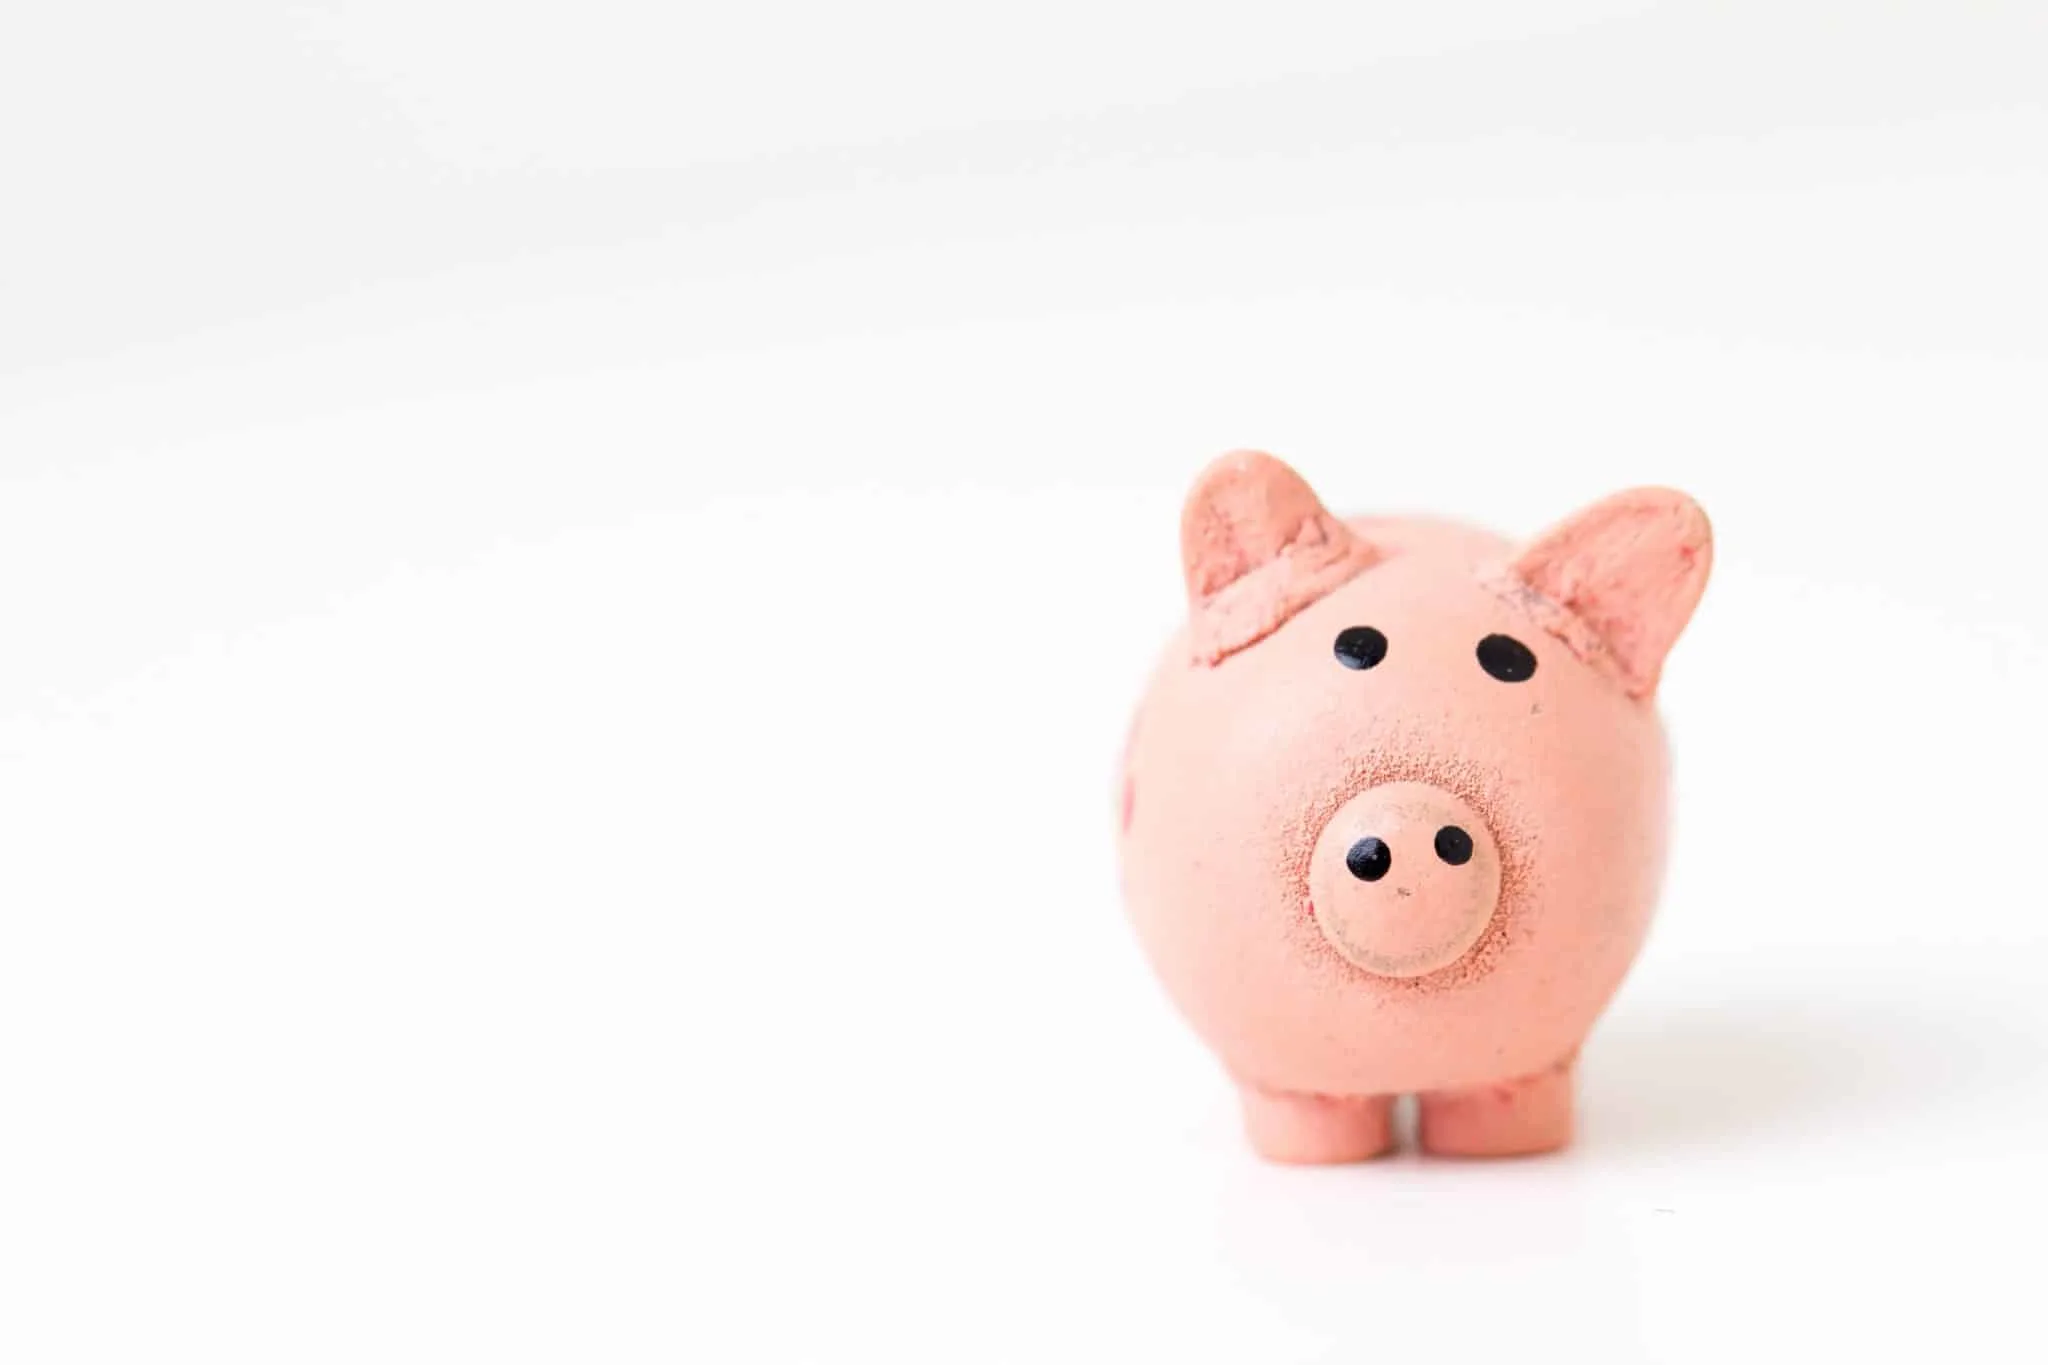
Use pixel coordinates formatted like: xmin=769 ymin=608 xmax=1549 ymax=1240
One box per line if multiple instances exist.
xmin=1117 ymin=451 xmax=1711 ymax=1161
xmin=1180 ymin=451 xmax=1383 ymax=664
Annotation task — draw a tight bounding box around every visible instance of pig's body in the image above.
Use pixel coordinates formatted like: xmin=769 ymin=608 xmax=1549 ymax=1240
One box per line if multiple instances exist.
xmin=1116 ymin=455 xmax=1710 ymax=1161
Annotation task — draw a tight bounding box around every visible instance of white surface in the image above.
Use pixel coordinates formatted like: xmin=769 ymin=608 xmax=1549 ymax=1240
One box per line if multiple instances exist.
xmin=3 ymin=3 xmax=2046 ymax=1360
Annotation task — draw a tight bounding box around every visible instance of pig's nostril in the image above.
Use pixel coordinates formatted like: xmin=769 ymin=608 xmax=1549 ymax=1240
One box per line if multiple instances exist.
xmin=1346 ymin=837 xmax=1391 ymax=882
xmin=1434 ymin=825 xmax=1474 ymax=866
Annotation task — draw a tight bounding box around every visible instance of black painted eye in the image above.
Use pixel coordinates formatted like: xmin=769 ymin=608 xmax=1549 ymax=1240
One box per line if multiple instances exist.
xmin=1333 ymin=626 xmax=1387 ymax=670
xmin=1476 ymin=633 xmax=1537 ymax=682
xmin=1345 ymin=837 xmax=1391 ymax=882
xmin=1434 ymin=825 xmax=1474 ymax=866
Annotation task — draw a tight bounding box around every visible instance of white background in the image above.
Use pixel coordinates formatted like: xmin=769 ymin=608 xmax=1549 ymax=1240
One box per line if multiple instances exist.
xmin=3 ymin=3 xmax=2045 ymax=1360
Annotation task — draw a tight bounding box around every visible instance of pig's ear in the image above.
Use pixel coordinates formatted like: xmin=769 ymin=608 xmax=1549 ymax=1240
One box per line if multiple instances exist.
xmin=1507 ymin=487 xmax=1712 ymax=698
xmin=1181 ymin=450 xmax=1381 ymax=665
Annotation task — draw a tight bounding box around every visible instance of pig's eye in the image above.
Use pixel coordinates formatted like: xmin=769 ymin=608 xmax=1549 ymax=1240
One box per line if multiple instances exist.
xmin=1333 ymin=626 xmax=1388 ymax=670
xmin=1476 ymin=633 xmax=1537 ymax=682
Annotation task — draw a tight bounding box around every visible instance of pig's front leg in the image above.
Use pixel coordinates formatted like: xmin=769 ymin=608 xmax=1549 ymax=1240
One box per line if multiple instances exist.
xmin=1237 ymin=1084 xmax=1397 ymax=1163
xmin=1416 ymin=1055 xmax=1576 ymax=1157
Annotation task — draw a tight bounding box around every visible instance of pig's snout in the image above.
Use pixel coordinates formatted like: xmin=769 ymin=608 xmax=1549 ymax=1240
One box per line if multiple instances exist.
xmin=1308 ymin=782 xmax=1501 ymax=978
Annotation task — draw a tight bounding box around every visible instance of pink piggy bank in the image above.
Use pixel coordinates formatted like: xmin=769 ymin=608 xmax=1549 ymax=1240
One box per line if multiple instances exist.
xmin=1117 ymin=451 xmax=1713 ymax=1162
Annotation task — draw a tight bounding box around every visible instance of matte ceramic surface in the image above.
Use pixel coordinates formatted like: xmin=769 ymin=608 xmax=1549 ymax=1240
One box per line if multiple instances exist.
xmin=1116 ymin=451 xmax=1712 ymax=1161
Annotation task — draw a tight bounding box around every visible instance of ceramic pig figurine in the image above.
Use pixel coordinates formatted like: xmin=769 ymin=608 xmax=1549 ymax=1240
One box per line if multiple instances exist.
xmin=1116 ymin=451 xmax=1712 ymax=1162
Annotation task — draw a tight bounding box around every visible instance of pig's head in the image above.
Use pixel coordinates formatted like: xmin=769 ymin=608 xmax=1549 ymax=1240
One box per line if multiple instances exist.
xmin=1153 ymin=449 xmax=1711 ymax=1007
